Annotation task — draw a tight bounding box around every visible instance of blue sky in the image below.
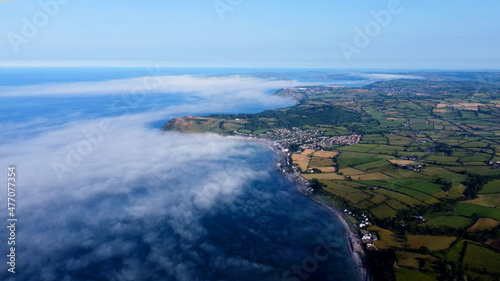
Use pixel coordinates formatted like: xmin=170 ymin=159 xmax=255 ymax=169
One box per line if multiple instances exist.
xmin=0 ymin=0 xmax=499 ymax=69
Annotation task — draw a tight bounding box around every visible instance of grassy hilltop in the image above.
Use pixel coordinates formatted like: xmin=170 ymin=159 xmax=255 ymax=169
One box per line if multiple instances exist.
xmin=163 ymin=72 xmax=500 ymax=281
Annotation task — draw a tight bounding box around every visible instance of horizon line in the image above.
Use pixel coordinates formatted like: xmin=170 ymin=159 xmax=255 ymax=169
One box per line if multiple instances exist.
xmin=0 ymin=60 xmax=499 ymax=71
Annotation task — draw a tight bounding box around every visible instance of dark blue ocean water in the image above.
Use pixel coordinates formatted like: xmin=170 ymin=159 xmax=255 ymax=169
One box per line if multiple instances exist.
xmin=0 ymin=67 xmax=362 ymax=281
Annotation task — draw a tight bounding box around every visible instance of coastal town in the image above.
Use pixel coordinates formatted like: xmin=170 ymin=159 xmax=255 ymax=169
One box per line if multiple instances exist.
xmin=261 ymin=127 xmax=361 ymax=151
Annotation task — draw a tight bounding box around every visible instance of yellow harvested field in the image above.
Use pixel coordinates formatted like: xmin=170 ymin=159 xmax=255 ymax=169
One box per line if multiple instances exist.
xmin=292 ymin=154 xmax=310 ymax=163
xmin=339 ymin=168 xmax=365 ymax=176
xmin=368 ymin=226 xmax=403 ymax=249
xmin=386 ymin=117 xmax=407 ymax=121
xmin=469 ymin=218 xmax=500 ymax=231
xmin=437 ymin=103 xmax=485 ymax=111
xmin=311 ymin=167 xmax=337 ymax=173
xmin=433 ymin=109 xmax=447 ymax=113
xmin=313 ymin=151 xmax=339 ymax=158
xmin=396 ymin=251 xmax=435 ymax=269
xmin=465 ymin=194 xmax=500 ymax=208
xmin=408 ymin=235 xmax=456 ymax=251
xmin=302 ymin=173 xmax=344 ymax=180
xmin=291 ymin=154 xmax=310 ymax=171
xmin=453 ymin=102 xmax=484 ymax=107
xmin=389 ymin=160 xmax=415 ymax=165
xmin=301 ymin=149 xmax=315 ymax=156
xmin=463 ymin=107 xmax=479 ymax=111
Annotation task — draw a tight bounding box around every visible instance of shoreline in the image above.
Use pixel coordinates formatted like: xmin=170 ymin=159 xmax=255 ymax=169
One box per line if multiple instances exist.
xmin=252 ymin=139 xmax=369 ymax=281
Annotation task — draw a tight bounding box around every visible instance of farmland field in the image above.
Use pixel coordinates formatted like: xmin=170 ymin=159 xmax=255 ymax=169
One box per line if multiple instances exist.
xmin=302 ymin=173 xmax=344 ymax=180
xmin=468 ymin=218 xmax=500 ymax=231
xmin=396 ymin=268 xmax=437 ymax=281
xmin=291 ymin=154 xmax=309 ymax=171
xmin=353 ymin=159 xmax=391 ymax=171
xmin=407 ymin=235 xmax=456 ymax=251
xmin=351 ymin=172 xmax=393 ymax=181
xmin=370 ymin=203 xmax=398 ymax=218
xmin=406 ymin=181 xmax=443 ymax=196
xmin=425 ymin=216 xmax=473 ymax=229
xmin=396 ymin=251 xmax=435 ymax=269
xmin=311 ymin=167 xmax=336 ymax=173
xmin=463 ymin=242 xmax=500 ymax=273
xmin=371 ymin=188 xmax=424 ymax=206
xmin=338 ymin=168 xmax=365 ymax=176
xmin=365 ymin=192 xmax=387 ymax=205
xmin=452 ymin=203 xmax=500 ymax=221
xmin=309 ymin=156 xmax=335 ymax=168
xmin=445 ymin=240 xmax=465 ymax=263
xmin=367 ymin=226 xmax=403 ymax=249
xmin=312 ymin=150 xmax=339 ymax=158
xmin=336 ymin=151 xmax=379 ymax=168
xmin=389 ymin=160 xmax=415 ymax=165
xmin=464 ymin=193 xmax=500 ymax=208
xmin=480 ymin=179 xmax=500 ymax=194
xmin=398 ymin=188 xmax=439 ymax=204
xmin=385 ymin=199 xmax=408 ymax=210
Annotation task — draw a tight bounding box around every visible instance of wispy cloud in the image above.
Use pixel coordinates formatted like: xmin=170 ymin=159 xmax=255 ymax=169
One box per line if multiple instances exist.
xmin=359 ymin=73 xmax=423 ymax=80
xmin=0 ymin=75 xmax=307 ymax=97
xmin=0 ymin=112 xmax=276 ymax=280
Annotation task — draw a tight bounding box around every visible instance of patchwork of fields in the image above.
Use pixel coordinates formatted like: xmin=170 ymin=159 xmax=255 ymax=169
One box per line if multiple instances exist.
xmin=285 ymin=79 xmax=500 ymax=281
xmin=172 ymin=76 xmax=500 ymax=281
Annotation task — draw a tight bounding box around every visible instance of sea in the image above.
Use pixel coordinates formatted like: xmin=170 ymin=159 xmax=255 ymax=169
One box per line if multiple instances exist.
xmin=0 ymin=67 xmax=374 ymax=281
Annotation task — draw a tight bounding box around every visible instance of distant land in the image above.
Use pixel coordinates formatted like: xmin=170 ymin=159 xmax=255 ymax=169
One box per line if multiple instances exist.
xmin=163 ymin=72 xmax=500 ymax=281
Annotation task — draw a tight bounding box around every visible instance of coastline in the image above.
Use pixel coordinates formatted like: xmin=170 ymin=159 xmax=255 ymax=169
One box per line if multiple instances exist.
xmin=252 ymin=139 xmax=369 ymax=281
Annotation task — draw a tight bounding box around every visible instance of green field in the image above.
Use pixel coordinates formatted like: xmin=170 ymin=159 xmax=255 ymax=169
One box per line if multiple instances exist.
xmin=480 ymin=179 xmax=500 ymax=194
xmin=365 ymin=192 xmax=387 ymax=205
xmin=336 ymin=151 xmax=380 ymax=169
xmin=406 ymin=180 xmax=444 ymax=196
xmin=452 ymin=203 xmax=500 ymax=221
xmin=397 ymin=268 xmax=437 ymax=281
xmin=353 ymin=159 xmax=391 ymax=171
xmin=398 ymin=188 xmax=439 ymax=204
xmin=371 ymin=203 xmax=398 ymax=218
xmin=371 ymin=188 xmax=424 ymax=206
xmin=386 ymin=199 xmax=409 ymax=210
xmin=445 ymin=240 xmax=465 ymax=263
xmin=320 ymin=181 xmax=371 ymax=204
xmin=425 ymin=216 xmax=473 ymax=229
xmin=463 ymin=242 xmax=500 ymax=273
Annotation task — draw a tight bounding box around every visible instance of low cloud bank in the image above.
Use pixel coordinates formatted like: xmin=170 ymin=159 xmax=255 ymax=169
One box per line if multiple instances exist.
xmin=359 ymin=73 xmax=423 ymax=81
xmin=0 ymin=75 xmax=307 ymax=97
xmin=0 ymin=113 xmax=278 ymax=281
